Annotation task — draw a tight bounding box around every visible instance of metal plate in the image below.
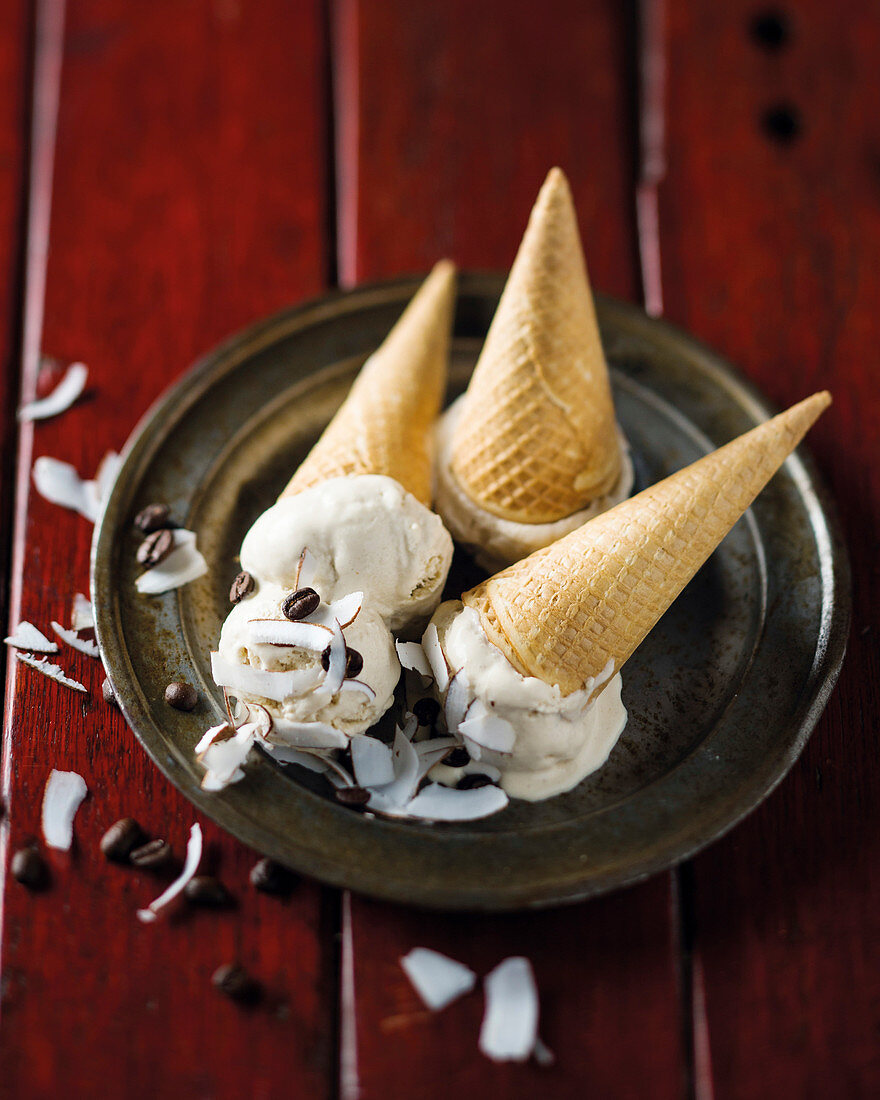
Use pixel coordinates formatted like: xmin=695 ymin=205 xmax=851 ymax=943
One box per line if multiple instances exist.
xmin=92 ymin=274 xmax=850 ymax=911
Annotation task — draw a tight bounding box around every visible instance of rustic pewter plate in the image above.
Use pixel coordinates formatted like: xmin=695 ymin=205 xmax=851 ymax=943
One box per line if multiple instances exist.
xmin=92 ymin=274 xmax=850 ymax=911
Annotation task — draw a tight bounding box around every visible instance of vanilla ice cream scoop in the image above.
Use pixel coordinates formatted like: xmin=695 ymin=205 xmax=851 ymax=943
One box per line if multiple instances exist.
xmin=425 ymin=602 xmax=627 ymax=801
xmin=240 ymin=475 xmax=453 ymax=633
xmin=212 ymin=474 xmax=453 ymax=740
xmin=435 ymin=397 xmax=634 ymax=571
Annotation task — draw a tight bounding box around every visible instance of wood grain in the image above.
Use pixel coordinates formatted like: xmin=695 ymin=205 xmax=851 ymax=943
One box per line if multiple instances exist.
xmin=661 ymin=1 xmax=879 ymax=1095
xmin=0 ymin=2 xmax=334 ymax=1096
xmin=335 ymin=3 xmax=683 ymax=1096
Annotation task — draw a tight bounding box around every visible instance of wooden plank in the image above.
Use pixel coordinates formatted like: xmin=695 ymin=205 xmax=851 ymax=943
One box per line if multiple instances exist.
xmin=335 ymin=3 xmax=684 ymax=1095
xmin=661 ymin=1 xmax=880 ymax=1095
xmin=0 ymin=2 xmax=335 ymax=1096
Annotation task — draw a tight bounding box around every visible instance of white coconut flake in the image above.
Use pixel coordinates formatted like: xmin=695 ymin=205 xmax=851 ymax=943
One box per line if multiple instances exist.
xmin=19 ymin=361 xmax=88 ymax=421
xmin=264 ymin=744 xmax=330 ymax=772
xmin=327 ymin=591 xmax=363 ymax=629
xmin=422 ymin=623 xmax=450 ymax=692
xmin=296 ymin=547 xmax=318 ymax=589
xmin=137 ymin=823 xmax=203 ymax=923
xmin=403 ymin=782 xmax=509 ymax=822
xmin=444 ymin=670 xmax=472 ymax=732
xmin=247 ymin=618 xmax=332 ymax=649
xmin=322 ymin=617 xmax=347 ymax=696
xmin=81 ymin=450 xmax=122 ymax=521
xmin=5 ymin=622 xmax=58 ymax=653
xmin=479 ymin=957 xmax=540 ymax=1063
xmin=50 ymin=621 xmax=100 ymax=658
xmin=458 ymin=700 xmax=516 ymax=754
xmin=415 ymin=737 xmax=457 ymax=780
xmin=200 ymin=721 xmax=260 ymax=790
xmin=136 ymin=529 xmax=208 ymax=595
xmin=41 ymin=769 xmax=88 ymax=850
xmin=351 ymin=735 xmax=395 ymax=787
xmin=195 ymin=722 xmax=233 ymax=756
xmin=211 ymin=651 xmax=323 ymax=701
xmin=16 ymin=652 xmax=87 ymax=693
xmin=396 ymin=640 xmax=433 ymax=680
xmin=401 ymin=948 xmax=477 ymax=1012
xmin=367 ymin=724 xmax=420 ymax=812
xmin=72 ymin=592 xmax=94 ymax=630
xmin=33 ymin=457 xmax=95 ymax=520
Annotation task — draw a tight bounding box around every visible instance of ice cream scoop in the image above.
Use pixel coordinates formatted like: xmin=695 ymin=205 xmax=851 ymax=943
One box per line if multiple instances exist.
xmin=427 ymin=602 xmax=627 ymax=800
xmin=240 ymin=475 xmax=453 ymax=633
xmin=435 ymin=168 xmax=632 ymax=568
xmin=427 ymin=393 xmax=831 ymax=799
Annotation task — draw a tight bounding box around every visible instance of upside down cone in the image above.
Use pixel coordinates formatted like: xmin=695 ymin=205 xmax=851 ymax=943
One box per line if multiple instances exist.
xmin=283 ymin=260 xmax=456 ymax=505
xmin=463 ymin=392 xmax=831 ymax=694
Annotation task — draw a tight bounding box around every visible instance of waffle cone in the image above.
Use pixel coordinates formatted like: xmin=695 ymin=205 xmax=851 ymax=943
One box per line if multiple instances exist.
xmin=463 ymin=392 xmax=830 ymax=695
xmin=450 ymin=168 xmax=621 ymax=524
xmin=283 ymin=260 xmax=456 ymax=506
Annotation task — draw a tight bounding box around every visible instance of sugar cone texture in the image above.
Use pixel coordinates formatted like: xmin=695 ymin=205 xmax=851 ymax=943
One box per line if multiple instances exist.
xmin=283 ymin=260 xmax=456 ymax=506
xmin=450 ymin=168 xmax=621 ymax=524
xmin=463 ymin=392 xmax=831 ymax=695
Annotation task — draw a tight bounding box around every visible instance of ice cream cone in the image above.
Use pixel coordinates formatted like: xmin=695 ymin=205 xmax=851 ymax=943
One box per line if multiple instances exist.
xmin=283 ymin=260 xmax=456 ymax=506
xmin=449 ymin=167 xmax=621 ymax=524
xmin=463 ymin=392 xmax=831 ymax=695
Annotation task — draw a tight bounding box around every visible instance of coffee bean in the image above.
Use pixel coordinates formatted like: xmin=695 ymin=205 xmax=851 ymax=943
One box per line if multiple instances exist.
xmin=165 ymin=681 xmax=198 ymax=711
xmin=250 ymin=858 xmax=298 ymax=895
xmin=184 ymin=875 xmax=232 ymax=907
xmin=134 ymin=503 xmax=171 ymax=534
xmin=335 ymin=786 xmax=370 ymax=807
xmin=229 ymin=571 xmax=255 ymax=604
xmin=100 ymin=817 xmax=145 ymax=862
xmin=130 ymin=838 xmax=173 ymax=869
xmin=445 ymin=746 xmax=470 ymax=768
xmin=457 ymin=774 xmax=493 ymax=790
xmin=412 ymin=697 xmax=441 ymax=727
xmin=320 ymin=646 xmax=331 ymax=671
xmin=344 ymin=647 xmax=364 ymax=679
xmin=136 ymin=528 xmax=174 ymax=567
xmin=11 ymin=846 xmax=48 ymax=889
xmin=101 ymin=677 xmax=118 ymax=707
xmin=212 ymin=963 xmax=261 ymax=1004
xmin=281 ymin=587 xmax=320 ymax=621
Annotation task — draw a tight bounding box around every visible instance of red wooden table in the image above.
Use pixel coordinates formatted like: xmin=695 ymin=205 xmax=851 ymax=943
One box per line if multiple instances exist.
xmin=1 ymin=2 xmax=876 ymax=1097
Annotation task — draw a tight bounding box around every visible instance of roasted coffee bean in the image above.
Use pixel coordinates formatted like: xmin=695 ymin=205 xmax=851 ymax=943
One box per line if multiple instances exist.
xmin=229 ymin=571 xmax=255 ymax=604
xmin=250 ymin=857 xmax=298 ymax=895
xmin=212 ymin=963 xmax=261 ymax=1004
xmin=320 ymin=645 xmax=331 ymax=671
xmin=457 ymin=774 xmax=494 ymax=790
xmin=335 ymin=786 xmax=370 ymax=807
xmin=101 ymin=677 xmax=118 ymax=707
xmin=281 ymin=587 xmax=320 ymax=621
xmin=11 ymin=846 xmax=48 ymax=889
xmin=136 ymin=528 xmax=174 ymax=567
xmin=100 ymin=817 xmax=145 ymax=861
xmin=184 ymin=875 xmax=232 ymax=907
xmin=412 ymin=697 xmax=441 ymax=727
xmin=134 ymin=503 xmax=171 ymax=534
xmin=344 ymin=647 xmax=364 ymax=679
xmin=165 ymin=681 xmax=198 ymax=711
xmin=445 ymin=746 xmax=470 ymax=768
xmin=130 ymin=838 xmax=173 ymax=869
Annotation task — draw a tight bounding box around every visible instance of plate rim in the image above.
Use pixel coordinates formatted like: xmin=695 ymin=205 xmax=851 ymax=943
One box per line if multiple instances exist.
xmin=92 ymin=273 xmax=852 ymax=911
